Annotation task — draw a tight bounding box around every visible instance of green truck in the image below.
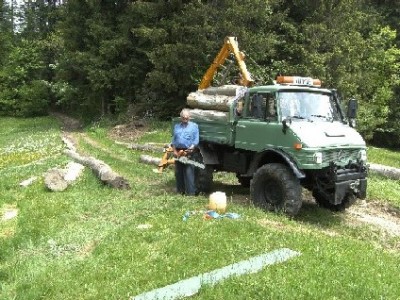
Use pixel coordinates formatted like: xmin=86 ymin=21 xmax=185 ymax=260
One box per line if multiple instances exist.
xmin=183 ymin=76 xmax=368 ymax=216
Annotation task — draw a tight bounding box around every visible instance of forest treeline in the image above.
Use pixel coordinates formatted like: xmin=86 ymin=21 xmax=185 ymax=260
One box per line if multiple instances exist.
xmin=0 ymin=0 xmax=399 ymax=147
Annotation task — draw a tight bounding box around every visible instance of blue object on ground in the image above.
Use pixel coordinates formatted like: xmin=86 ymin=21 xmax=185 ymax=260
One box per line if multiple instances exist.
xmin=205 ymin=210 xmax=220 ymax=219
xmin=222 ymin=212 xmax=240 ymax=219
xmin=182 ymin=211 xmax=191 ymax=221
xmin=182 ymin=210 xmax=241 ymax=221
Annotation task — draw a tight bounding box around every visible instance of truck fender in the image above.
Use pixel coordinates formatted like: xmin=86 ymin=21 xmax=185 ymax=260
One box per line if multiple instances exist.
xmin=198 ymin=144 xmax=219 ymax=165
xmin=247 ymin=149 xmax=306 ymax=179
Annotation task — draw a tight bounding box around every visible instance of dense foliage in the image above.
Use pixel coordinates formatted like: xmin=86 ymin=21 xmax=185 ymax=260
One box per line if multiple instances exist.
xmin=0 ymin=0 xmax=399 ymax=146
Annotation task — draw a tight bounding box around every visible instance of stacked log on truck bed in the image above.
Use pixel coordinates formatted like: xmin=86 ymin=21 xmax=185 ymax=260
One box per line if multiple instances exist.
xmin=186 ymin=85 xmax=247 ymax=120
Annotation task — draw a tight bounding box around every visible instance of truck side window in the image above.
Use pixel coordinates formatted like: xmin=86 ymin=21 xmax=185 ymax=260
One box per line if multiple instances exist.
xmin=250 ymin=94 xmax=265 ymax=119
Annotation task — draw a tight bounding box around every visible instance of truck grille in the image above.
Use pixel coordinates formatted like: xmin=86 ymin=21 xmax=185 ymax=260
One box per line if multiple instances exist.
xmin=323 ymin=149 xmax=360 ymax=164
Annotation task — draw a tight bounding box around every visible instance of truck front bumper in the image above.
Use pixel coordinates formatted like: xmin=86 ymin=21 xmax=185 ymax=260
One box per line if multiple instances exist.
xmin=334 ymin=178 xmax=367 ymax=204
xmin=313 ymin=163 xmax=368 ymax=205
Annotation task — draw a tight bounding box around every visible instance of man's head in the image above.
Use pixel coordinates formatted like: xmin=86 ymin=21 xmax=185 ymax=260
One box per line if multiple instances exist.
xmin=180 ymin=108 xmax=190 ymax=123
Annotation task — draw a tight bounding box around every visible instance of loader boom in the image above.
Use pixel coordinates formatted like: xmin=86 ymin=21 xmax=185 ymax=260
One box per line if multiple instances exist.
xmin=198 ymin=36 xmax=254 ymax=90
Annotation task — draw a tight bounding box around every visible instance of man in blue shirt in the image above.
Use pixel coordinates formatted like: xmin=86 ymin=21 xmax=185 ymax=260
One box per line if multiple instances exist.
xmin=171 ymin=109 xmax=199 ymax=195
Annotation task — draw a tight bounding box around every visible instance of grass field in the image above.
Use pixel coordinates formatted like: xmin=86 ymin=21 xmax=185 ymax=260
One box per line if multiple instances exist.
xmin=1 ymin=116 xmax=400 ymax=299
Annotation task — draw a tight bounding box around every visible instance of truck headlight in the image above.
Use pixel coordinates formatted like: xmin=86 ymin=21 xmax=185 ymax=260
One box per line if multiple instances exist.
xmin=358 ymin=149 xmax=367 ymax=162
xmin=313 ymin=152 xmax=323 ymax=164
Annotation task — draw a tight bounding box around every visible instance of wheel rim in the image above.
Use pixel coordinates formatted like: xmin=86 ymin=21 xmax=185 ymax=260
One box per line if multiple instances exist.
xmin=263 ymin=180 xmax=283 ymax=206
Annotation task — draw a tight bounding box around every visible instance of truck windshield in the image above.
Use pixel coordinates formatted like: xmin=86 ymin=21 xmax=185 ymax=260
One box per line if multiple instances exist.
xmin=278 ymin=91 xmax=340 ymax=121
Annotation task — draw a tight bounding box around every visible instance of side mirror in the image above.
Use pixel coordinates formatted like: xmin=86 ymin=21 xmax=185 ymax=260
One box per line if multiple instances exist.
xmin=347 ymin=98 xmax=358 ymax=128
xmin=347 ymin=98 xmax=358 ymax=119
xmin=282 ymin=118 xmax=292 ymax=134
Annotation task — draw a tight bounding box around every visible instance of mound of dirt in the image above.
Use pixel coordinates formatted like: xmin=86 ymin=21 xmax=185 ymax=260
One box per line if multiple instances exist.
xmin=52 ymin=112 xmax=149 ymax=142
xmin=108 ymin=121 xmax=148 ymax=142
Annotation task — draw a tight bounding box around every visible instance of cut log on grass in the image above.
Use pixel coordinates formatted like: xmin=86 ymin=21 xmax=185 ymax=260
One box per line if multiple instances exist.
xmin=44 ymin=162 xmax=85 ymax=192
xmin=20 ymin=176 xmax=38 ymax=187
xmin=140 ymin=154 xmax=162 ymax=166
xmin=139 ymin=154 xmax=173 ymax=174
xmin=369 ymin=163 xmax=400 ymax=180
xmin=115 ymin=142 xmax=166 ymax=152
xmin=44 ymin=168 xmax=69 ymax=191
xmin=64 ymin=161 xmax=85 ymax=182
xmin=64 ymin=149 xmax=131 ymax=189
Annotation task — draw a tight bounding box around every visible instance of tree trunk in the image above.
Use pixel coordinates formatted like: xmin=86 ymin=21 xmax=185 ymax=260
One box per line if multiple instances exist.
xmin=115 ymin=142 xmax=166 ymax=152
xmin=140 ymin=154 xmax=162 ymax=166
xmin=44 ymin=162 xmax=85 ymax=192
xmin=44 ymin=168 xmax=69 ymax=192
xmin=186 ymin=109 xmax=228 ymax=122
xmin=369 ymin=163 xmax=400 ymax=180
xmin=64 ymin=149 xmax=131 ymax=189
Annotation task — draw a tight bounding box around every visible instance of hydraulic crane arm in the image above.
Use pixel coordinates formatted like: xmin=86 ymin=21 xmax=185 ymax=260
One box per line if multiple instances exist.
xmin=198 ymin=36 xmax=254 ymax=90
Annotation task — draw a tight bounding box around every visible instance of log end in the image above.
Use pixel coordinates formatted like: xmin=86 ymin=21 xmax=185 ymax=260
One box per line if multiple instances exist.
xmin=44 ymin=169 xmax=68 ymax=192
xmin=107 ymin=177 xmax=131 ymax=190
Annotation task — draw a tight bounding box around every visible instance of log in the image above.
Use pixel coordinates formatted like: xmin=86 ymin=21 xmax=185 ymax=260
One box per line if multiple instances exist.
xmin=120 ymin=142 xmax=166 ymax=152
xmin=20 ymin=176 xmax=38 ymax=187
xmin=188 ymin=109 xmax=229 ymax=122
xmin=369 ymin=163 xmax=400 ymax=180
xmin=64 ymin=149 xmax=131 ymax=189
xmin=187 ymin=85 xmax=247 ymax=111
xmin=187 ymin=91 xmax=234 ymax=111
xmin=44 ymin=162 xmax=85 ymax=192
xmin=64 ymin=161 xmax=85 ymax=182
xmin=139 ymin=154 xmax=174 ymax=173
xmin=62 ymin=134 xmax=130 ymax=189
xmin=44 ymin=168 xmax=69 ymax=192
xmin=140 ymin=154 xmax=162 ymax=166
xmin=202 ymin=85 xmax=242 ymax=96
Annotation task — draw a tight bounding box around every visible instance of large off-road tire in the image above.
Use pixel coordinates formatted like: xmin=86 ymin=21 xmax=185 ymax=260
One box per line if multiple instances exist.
xmin=250 ymin=163 xmax=302 ymax=216
xmin=192 ymin=150 xmax=213 ymax=194
xmin=195 ymin=165 xmax=213 ymax=194
xmin=236 ymin=173 xmax=251 ymax=188
xmin=313 ymin=189 xmax=357 ymax=212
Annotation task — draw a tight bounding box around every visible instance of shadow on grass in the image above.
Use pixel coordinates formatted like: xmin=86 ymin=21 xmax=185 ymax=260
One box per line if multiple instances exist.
xmin=214 ymin=183 xmax=344 ymax=228
xmin=211 ymin=181 xmax=250 ymax=204
xmin=156 ymin=178 xmax=249 ymax=200
xmin=294 ymin=200 xmax=344 ymax=228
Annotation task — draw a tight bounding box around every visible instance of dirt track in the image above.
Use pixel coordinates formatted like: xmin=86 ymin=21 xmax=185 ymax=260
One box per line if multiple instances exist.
xmin=347 ymin=201 xmax=400 ymax=237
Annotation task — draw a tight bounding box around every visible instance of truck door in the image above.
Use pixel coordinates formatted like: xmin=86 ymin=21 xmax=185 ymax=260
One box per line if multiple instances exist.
xmin=235 ymin=92 xmax=282 ymax=152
